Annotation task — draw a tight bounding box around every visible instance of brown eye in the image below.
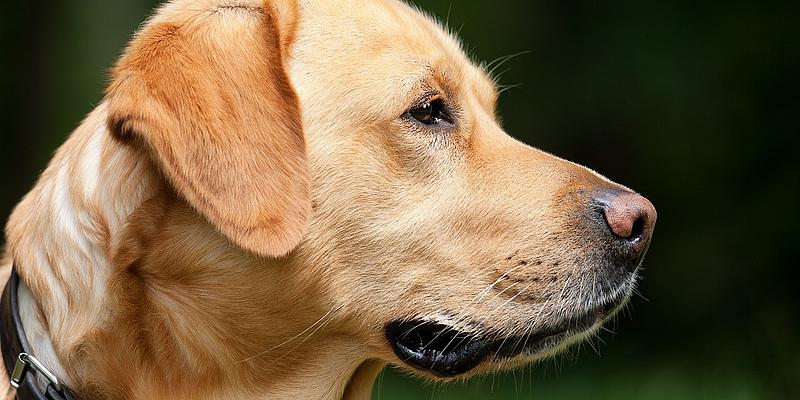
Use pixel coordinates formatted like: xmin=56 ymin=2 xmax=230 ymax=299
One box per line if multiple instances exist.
xmin=408 ymin=99 xmax=452 ymax=126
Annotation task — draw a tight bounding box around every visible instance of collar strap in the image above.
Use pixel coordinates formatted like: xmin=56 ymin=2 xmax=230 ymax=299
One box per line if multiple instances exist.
xmin=2 ymin=267 xmax=77 ymax=400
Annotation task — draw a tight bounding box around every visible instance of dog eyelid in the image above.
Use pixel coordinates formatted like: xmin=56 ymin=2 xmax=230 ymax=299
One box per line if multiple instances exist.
xmin=404 ymin=92 xmax=456 ymax=128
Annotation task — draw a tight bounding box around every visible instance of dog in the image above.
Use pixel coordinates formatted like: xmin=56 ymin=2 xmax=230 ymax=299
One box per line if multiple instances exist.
xmin=0 ymin=0 xmax=656 ymax=399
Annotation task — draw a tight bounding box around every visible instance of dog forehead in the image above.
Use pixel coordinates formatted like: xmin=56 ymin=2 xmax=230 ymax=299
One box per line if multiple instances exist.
xmin=296 ymin=0 xmax=458 ymax=64
xmin=291 ymin=0 xmax=497 ymax=119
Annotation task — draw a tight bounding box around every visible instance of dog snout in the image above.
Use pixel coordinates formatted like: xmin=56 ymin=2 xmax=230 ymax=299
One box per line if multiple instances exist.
xmin=594 ymin=188 xmax=657 ymax=271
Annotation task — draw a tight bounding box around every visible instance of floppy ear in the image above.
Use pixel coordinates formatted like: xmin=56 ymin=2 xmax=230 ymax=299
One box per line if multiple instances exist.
xmin=105 ymin=2 xmax=309 ymax=258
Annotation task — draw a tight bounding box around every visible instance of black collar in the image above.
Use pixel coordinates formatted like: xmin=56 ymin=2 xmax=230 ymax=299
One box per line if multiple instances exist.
xmin=2 ymin=267 xmax=76 ymax=400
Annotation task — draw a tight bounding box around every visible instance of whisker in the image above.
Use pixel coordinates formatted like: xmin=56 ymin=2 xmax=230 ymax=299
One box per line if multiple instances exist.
xmin=492 ymin=67 xmax=513 ymax=83
xmin=445 ymin=2 xmax=453 ymax=29
xmin=401 ymin=319 xmax=439 ymax=339
xmin=456 ymin=22 xmax=466 ymax=37
xmin=426 ymin=279 xmax=527 ymax=364
xmin=474 ymin=264 xmax=526 ymax=302
xmin=594 ymin=332 xmax=608 ymax=347
xmin=474 ymin=277 xmax=539 ymax=334
xmin=633 ymin=287 xmax=650 ymax=302
xmin=497 ymin=83 xmax=524 ymax=95
xmin=236 ymin=303 xmax=342 ymax=363
xmin=600 ymin=325 xmax=616 ymax=335
xmin=485 ymin=50 xmax=531 ymax=78
xmin=585 ymin=335 xmax=600 ymax=356
xmin=269 ymin=306 xmax=341 ymax=366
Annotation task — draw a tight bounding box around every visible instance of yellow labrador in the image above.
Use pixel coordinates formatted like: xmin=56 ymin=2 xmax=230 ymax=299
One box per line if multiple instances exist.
xmin=0 ymin=0 xmax=656 ymax=399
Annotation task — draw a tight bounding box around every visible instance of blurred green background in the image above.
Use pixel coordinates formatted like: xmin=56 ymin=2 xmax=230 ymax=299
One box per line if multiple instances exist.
xmin=1 ymin=0 xmax=798 ymax=399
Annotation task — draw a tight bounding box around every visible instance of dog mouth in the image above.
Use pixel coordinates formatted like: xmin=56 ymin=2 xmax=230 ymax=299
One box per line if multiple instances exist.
xmin=385 ymin=298 xmax=623 ymax=377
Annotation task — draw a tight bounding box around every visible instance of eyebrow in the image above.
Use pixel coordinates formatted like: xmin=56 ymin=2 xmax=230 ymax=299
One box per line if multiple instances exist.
xmin=380 ymin=59 xmax=492 ymax=121
xmin=383 ymin=65 xmax=436 ymax=117
xmin=400 ymin=63 xmax=460 ymax=103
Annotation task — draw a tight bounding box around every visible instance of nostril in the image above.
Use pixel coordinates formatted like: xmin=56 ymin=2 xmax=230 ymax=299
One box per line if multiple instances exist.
xmin=628 ymin=215 xmax=645 ymax=242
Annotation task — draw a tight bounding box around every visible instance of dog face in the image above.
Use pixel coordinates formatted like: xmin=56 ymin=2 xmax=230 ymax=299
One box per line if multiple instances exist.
xmin=104 ymin=0 xmax=656 ymax=383
xmin=287 ymin=0 xmax=656 ymax=378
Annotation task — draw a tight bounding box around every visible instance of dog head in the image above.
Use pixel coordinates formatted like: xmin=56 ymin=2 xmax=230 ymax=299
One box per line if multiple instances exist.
xmin=106 ymin=0 xmax=656 ymax=380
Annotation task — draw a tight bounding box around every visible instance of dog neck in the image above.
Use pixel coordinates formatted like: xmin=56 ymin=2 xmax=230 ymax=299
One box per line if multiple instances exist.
xmin=5 ymin=103 xmax=158 ymax=390
xmin=4 ymin=104 xmax=383 ymax=399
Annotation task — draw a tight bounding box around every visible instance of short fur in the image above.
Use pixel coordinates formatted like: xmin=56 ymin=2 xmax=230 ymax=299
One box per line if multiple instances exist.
xmin=2 ymin=0 xmax=642 ymax=399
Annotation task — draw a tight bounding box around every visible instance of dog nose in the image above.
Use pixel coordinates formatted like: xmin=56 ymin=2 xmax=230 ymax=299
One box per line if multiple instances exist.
xmin=602 ymin=191 xmax=656 ymax=242
xmin=595 ymin=189 xmax=657 ymax=260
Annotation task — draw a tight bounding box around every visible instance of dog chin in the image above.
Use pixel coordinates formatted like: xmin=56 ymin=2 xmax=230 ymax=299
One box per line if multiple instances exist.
xmin=385 ymin=285 xmax=633 ymax=379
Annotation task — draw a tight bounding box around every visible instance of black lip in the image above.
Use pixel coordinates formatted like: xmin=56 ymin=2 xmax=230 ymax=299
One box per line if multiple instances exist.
xmin=385 ymin=320 xmax=491 ymax=377
xmin=386 ymin=298 xmax=624 ymax=377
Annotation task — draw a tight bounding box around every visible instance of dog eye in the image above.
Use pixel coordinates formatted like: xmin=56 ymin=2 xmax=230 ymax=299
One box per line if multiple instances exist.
xmin=408 ymin=99 xmax=453 ymax=126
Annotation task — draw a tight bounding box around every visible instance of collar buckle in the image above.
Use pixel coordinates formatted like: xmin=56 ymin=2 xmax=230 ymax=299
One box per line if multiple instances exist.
xmin=10 ymin=353 xmax=63 ymax=393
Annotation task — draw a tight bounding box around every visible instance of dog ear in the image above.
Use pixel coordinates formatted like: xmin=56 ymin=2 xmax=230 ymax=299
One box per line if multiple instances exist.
xmin=105 ymin=2 xmax=309 ymax=258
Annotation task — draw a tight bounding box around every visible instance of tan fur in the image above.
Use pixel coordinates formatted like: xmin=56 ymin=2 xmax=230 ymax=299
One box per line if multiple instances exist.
xmin=106 ymin=0 xmax=309 ymax=258
xmin=2 ymin=0 xmax=639 ymax=399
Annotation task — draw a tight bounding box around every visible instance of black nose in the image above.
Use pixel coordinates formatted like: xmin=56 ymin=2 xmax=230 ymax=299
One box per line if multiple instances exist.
xmin=595 ymin=189 xmax=657 ymax=269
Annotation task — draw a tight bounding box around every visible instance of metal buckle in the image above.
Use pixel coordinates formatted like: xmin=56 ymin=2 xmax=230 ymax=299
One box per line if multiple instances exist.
xmin=10 ymin=353 xmax=63 ymax=392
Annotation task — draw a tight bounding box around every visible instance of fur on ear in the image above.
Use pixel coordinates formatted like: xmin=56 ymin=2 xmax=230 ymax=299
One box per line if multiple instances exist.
xmin=105 ymin=2 xmax=309 ymax=258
